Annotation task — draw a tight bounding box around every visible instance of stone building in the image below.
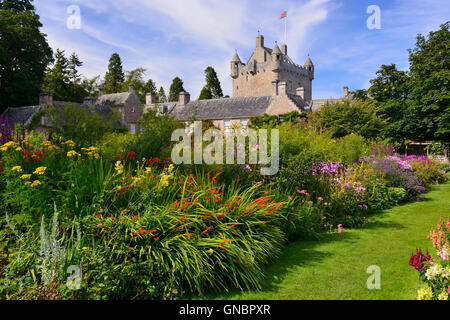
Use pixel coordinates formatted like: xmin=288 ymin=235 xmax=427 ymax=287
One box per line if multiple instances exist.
xmin=144 ymin=34 xmax=328 ymax=129
xmin=231 ymin=34 xmax=314 ymax=101
xmin=1 ymin=84 xmax=140 ymax=134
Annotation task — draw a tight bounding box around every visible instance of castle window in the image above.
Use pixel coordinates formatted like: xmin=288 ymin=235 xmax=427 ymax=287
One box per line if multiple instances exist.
xmin=240 ymin=119 xmax=249 ymax=128
xmin=224 ymin=120 xmax=232 ymax=130
xmin=130 ymin=124 xmax=136 ymax=134
xmin=278 ymin=115 xmax=284 ymax=121
xmin=41 ymin=116 xmax=45 ymax=126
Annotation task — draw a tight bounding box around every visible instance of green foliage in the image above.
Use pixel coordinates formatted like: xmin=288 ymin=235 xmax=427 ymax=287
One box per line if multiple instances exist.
xmin=127 ymin=108 xmax=183 ymax=160
xmin=198 ymin=86 xmax=213 ymax=100
xmin=168 ymin=77 xmax=185 ymax=102
xmin=406 ymin=21 xmax=450 ymax=141
xmin=41 ymin=49 xmax=88 ymax=102
xmin=103 ymin=53 xmax=125 ymax=94
xmin=0 ymin=0 xmax=53 ymax=113
xmin=44 ymin=104 xmax=121 ymax=145
xmin=199 ymin=66 xmax=223 ymax=100
xmin=120 ymin=68 xmax=147 ymax=103
xmin=157 ymin=86 xmax=167 ymax=103
xmin=311 ymin=99 xmax=387 ymax=139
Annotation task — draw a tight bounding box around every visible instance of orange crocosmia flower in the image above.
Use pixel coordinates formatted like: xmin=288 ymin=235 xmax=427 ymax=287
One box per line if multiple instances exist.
xmin=129 ymin=247 xmax=133 ymax=251
xmin=154 ymin=237 xmax=160 ymax=241
xmin=185 ymin=234 xmax=194 ymax=238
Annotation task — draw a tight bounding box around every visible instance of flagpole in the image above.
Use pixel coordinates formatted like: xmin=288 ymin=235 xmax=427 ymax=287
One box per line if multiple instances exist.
xmin=285 ymin=14 xmax=287 ymax=44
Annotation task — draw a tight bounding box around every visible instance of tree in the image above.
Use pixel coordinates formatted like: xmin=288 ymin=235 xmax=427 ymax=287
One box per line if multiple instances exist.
xmin=104 ymin=53 xmax=125 ymax=94
xmin=405 ymin=22 xmax=450 ymax=141
xmin=310 ymin=99 xmax=387 ymax=139
xmin=205 ymin=66 xmax=223 ymax=98
xmin=0 ymin=0 xmax=53 ymax=113
xmin=158 ymin=87 xmax=167 ymax=103
xmin=168 ymin=76 xmax=185 ymax=102
xmin=120 ymin=68 xmax=147 ymax=103
xmin=41 ymin=49 xmax=87 ymax=102
xmin=81 ymin=75 xmax=101 ymax=97
xmin=198 ymin=86 xmax=212 ymax=100
xmin=198 ymin=66 xmax=223 ymax=100
xmin=144 ymin=79 xmax=157 ymax=97
xmin=368 ymin=64 xmax=410 ymax=141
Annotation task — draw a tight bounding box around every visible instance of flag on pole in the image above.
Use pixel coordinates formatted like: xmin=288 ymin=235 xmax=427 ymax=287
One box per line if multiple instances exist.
xmin=280 ymin=10 xmax=287 ymax=19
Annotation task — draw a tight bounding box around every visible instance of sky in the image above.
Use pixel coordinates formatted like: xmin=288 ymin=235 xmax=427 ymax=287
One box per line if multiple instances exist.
xmin=34 ymin=0 xmax=450 ymax=100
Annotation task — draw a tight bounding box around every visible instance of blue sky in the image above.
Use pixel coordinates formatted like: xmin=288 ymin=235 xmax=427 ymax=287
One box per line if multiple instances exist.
xmin=34 ymin=0 xmax=449 ymax=100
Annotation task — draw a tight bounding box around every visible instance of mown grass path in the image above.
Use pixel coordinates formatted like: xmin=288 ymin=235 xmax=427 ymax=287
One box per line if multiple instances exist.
xmin=208 ymin=181 xmax=450 ymax=300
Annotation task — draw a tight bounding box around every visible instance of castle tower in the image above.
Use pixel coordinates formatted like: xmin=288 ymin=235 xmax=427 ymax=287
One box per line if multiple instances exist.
xmin=231 ymin=34 xmax=314 ymax=101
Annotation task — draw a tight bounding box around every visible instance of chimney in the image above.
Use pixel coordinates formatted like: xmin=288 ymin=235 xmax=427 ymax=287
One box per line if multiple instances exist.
xmin=278 ymin=81 xmax=287 ymax=96
xmin=296 ymin=87 xmax=305 ymax=99
xmin=39 ymin=93 xmax=53 ymax=106
xmin=281 ymin=44 xmax=287 ymax=55
xmin=256 ymin=34 xmax=264 ymax=48
xmin=344 ymin=86 xmax=349 ymax=98
xmin=129 ymin=83 xmax=134 ymax=93
xmin=179 ymin=92 xmax=190 ymax=105
xmin=146 ymin=93 xmax=156 ymax=105
xmin=272 ymin=80 xmax=279 ymax=96
xmin=98 ymin=87 xmax=104 ymax=97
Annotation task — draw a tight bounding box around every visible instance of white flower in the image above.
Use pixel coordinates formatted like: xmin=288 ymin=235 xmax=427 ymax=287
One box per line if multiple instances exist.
xmin=425 ymin=264 xmax=444 ymax=281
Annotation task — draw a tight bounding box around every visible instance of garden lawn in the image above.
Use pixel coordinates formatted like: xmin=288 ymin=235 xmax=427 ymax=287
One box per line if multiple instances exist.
xmin=206 ymin=180 xmax=450 ymax=300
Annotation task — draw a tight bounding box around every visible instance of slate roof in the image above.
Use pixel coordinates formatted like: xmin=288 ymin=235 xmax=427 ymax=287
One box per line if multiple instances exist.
xmin=1 ymin=105 xmax=40 ymax=126
xmin=96 ymin=92 xmax=131 ymax=107
xmin=174 ymin=96 xmax=274 ymax=121
xmin=311 ymin=98 xmax=342 ymax=112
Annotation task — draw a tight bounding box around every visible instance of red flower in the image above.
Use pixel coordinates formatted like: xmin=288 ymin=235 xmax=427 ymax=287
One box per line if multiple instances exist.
xmin=154 ymin=237 xmax=160 ymax=241
xmin=128 ymin=151 xmax=136 ymax=160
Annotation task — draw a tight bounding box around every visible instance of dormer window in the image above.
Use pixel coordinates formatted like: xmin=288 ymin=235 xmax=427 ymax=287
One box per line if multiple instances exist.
xmin=41 ymin=116 xmax=45 ymax=126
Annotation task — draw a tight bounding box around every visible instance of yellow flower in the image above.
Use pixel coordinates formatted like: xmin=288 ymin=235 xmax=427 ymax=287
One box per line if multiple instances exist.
xmin=24 ymin=181 xmax=31 ymax=186
xmin=21 ymin=174 xmax=32 ymax=180
xmin=42 ymin=141 xmax=52 ymax=147
xmin=15 ymin=146 xmax=22 ymax=151
xmin=30 ymin=180 xmax=41 ymax=187
xmin=438 ymin=291 xmax=448 ymax=300
xmin=417 ymin=286 xmax=433 ymax=300
xmin=115 ymin=161 xmax=124 ymax=174
xmin=33 ymin=167 xmax=47 ymax=175
xmin=62 ymin=140 xmax=76 ymax=147
xmin=82 ymin=247 xmax=88 ymax=251
xmin=12 ymin=166 xmax=22 ymax=173
xmin=67 ymin=150 xmax=81 ymax=157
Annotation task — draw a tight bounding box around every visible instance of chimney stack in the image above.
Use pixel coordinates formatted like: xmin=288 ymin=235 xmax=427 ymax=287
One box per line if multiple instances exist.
xmin=281 ymin=44 xmax=287 ymax=55
xmin=179 ymin=92 xmax=190 ymax=105
xmin=344 ymin=86 xmax=349 ymax=98
xmin=146 ymin=93 xmax=156 ymax=105
xmin=278 ymin=81 xmax=287 ymax=96
xmin=272 ymin=80 xmax=279 ymax=96
xmin=39 ymin=93 xmax=53 ymax=106
xmin=296 ymin=87 xmax=305 ymax=99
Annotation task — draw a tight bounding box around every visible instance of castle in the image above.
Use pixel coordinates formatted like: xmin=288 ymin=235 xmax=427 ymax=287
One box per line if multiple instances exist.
xmin=231 ymin=34 xmax=314 ymax=101
xmin=143 ymin=34 xmax=341 ymax=130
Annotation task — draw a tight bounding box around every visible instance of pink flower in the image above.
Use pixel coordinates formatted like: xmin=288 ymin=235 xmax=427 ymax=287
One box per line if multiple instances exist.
xmin=317 ymin=197 xmax=324 ymax=201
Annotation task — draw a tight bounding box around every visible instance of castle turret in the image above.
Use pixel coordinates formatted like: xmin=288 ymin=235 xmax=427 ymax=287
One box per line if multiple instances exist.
xmin=304 ymin=56 xmax=314 ymax=80
xmin=230 ymin=52 xmax=242 ymax=79
xmin=271 ymin=44 xmax=282 ymax=72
